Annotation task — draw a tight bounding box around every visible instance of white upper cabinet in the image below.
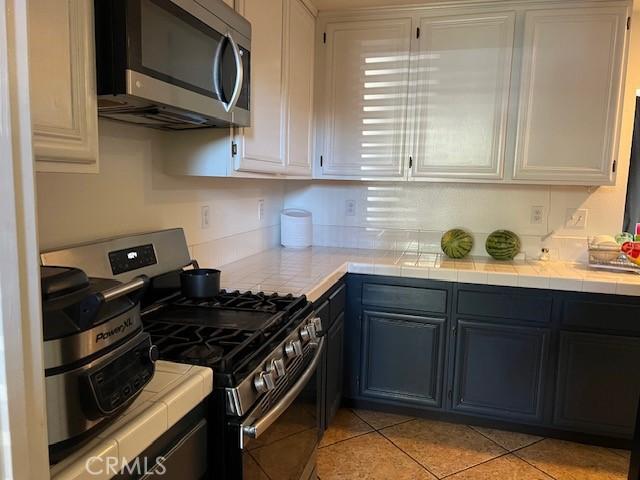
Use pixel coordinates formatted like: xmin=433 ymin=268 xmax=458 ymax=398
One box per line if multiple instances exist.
xmin=233 ymin=0 xmax=315 ymax=176
xmin=512 ymin=7 xmax=628 ymax=184
xmin=285 ymin=0 xmax=316 ymax=175
xmin=29 ymin=0 xmax=99 ymax=173
xmin=317 ymin=18 xmax=412 ymax=179
xmin=409 ymin=12 xmax=515 ymax=180
xmin=234 ymin=0 xmax=287 ymax=174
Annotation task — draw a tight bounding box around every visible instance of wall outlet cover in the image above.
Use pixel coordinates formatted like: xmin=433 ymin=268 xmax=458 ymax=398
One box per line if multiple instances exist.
xmin=258 ymin=199 xmax=265 ymax=221
xmin=345 ymin=200 xmax=356 ymax=217
xmin=201 ymin=205 xmax=210 ymax=229
xmin=530 ymin=205 xmax=545 ymax=225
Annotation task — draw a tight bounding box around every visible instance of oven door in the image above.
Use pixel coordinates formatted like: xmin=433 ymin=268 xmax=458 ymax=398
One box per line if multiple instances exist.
xmin=234 ymin=337 xmax=325 ymax=480
xmin=119 ymin=0 xmax=251 ymax=125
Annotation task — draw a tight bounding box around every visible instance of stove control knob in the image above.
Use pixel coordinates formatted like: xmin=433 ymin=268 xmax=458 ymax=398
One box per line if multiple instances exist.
xmin=300 ymin=326 xmax=312 ymax=342
xmin=285 ymin=340 xmax=303 ymax=359
xmin=311 ymin=317 xmax=324 ymax=336
xmin=254 ymin=371 xmax=276 ymax=393
xmin=268 ymin=358 xmax=286 ymax=378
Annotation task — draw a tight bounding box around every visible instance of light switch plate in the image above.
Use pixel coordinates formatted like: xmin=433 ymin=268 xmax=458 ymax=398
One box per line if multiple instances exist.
xmin=565 ymin=208 xmax=588 ymax=229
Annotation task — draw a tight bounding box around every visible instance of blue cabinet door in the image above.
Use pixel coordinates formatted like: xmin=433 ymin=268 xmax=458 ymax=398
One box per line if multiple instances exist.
xmin=451 ymin=319 xmax=550 ymax=423
xmin=361 ymin=310 xmax=445 ymax=407
xmin=554 ymin=331 xmax=640 ymax=438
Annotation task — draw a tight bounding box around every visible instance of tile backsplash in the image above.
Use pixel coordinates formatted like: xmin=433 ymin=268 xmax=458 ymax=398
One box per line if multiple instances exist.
xmin=284 ymin=181 xmax=631 ymax=263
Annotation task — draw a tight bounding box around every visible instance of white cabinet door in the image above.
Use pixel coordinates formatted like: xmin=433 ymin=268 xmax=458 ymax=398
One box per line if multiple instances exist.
xmin=410 ymin=12 xmax=515 ymax=180
xmin=513 ymin=7 xmax=628 ymax=184
xmin=234 ymin=0 xmax=287 ymax=173
xmin=285 ymin=0 xmax=315 ymax=175
xmin=318 ymin=18 xmax=412 ymax=179
xmin=29 ymin=0 xmax=99 ymax=173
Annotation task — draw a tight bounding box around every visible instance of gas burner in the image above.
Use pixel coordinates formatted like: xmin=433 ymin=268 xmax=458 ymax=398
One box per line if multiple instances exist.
xmin=177 ymin=344 xmax=225 ymax=365
xmin=141 ymin=290 xmax=312 ymax=386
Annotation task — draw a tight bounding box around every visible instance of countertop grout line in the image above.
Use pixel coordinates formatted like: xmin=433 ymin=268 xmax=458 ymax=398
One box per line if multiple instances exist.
xmin=377 ymin=427 xmax=444 ymax=480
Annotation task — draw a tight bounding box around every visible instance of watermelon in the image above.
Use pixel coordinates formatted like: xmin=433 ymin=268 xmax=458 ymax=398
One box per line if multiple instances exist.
xmin=441 ymin=229 xmax=474 ymax=259
xmin=486 ymin=230 xmax=521 ymax=260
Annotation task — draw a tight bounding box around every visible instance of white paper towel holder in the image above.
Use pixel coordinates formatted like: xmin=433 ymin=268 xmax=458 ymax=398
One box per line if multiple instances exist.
xmin=281 ymin=209 xmax=312 ymax=248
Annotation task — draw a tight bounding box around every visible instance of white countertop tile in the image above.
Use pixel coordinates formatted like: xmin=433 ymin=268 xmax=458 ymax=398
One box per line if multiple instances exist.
xmin=216 ymin=247 xmax=640 ymax=300
xmin=51 ymin=363 xmax=213 ymax=480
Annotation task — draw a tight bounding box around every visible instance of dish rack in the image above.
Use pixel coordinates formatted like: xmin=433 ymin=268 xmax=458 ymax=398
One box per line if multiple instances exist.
xmin=588 ymin=240 xmax=640 ymax=274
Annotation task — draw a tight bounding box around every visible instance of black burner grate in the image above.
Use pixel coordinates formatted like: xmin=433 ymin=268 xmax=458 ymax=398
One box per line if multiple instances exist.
xmin=142 ymin=290 xmax=312 ymax=386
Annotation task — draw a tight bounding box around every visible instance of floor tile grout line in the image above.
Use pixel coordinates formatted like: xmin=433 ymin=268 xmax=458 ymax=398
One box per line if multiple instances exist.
xmin=377 ymin=428 xmax=443 ymax=479
xmin=317 ymin=429 xmax=373 ymax=450
xmin=511 ymin=440 xmax=561 ymax=480
xmin=349 ymin=408 xmax=416 ymax=432
xmin=465 ymin=424 xmax=545 ymax=454
xmin=375 ymin=418 xmax=416 ymax=431
xmin=439 ymin=450 xmax=512 ymax=479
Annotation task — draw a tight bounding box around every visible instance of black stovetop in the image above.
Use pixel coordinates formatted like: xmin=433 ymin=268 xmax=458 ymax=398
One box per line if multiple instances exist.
xmin=142 ymin=290 xmax=311 ymax=387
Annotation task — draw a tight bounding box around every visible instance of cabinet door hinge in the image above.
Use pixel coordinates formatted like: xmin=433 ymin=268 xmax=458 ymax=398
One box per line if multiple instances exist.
xmin=416 ymin=27 xmax=420 ymax=39
xmin=231 ymin=141 xmax=237 ymax=156
xmin=613 ymin=160 xmax=617 ymax=173
xmin=320 ymin=155 xmax=324 ymax=167
xmin=323 ymin=32 xmax=326 ymax=43
xmin=627 ymin=16 xmax=631 ymax=30
xmin=409 ymin=156 xmax=413 ymax=169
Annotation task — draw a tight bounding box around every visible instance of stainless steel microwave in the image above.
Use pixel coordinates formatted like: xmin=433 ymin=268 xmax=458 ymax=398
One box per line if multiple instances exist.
xmin=94 ymin=0 xmax=251 ymax=130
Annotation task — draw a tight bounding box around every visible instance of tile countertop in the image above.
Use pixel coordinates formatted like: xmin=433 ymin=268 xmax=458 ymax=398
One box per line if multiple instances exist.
xmin=218 ymin=247 xmax=640 ymax=300
xmin=50 ymin=361 xmax=213 ymax=480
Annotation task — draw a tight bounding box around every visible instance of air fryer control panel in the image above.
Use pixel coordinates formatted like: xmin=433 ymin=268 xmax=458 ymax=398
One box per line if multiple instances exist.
xmin=86 ymin=334 xmax=157 ymax=416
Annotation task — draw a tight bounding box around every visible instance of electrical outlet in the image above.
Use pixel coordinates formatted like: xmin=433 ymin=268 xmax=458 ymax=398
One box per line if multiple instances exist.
xmin=345 ymin=200 xmax=356 ymax=217
xmin=566 ymin=208 xmax=588 ymax=229
xmin=201 ymin=205 xmax=210 ymax=229
xmin=530 ymin=205 xmax=545 ymax=225
xmin=258 ymin=199 xmax=265 ymax=221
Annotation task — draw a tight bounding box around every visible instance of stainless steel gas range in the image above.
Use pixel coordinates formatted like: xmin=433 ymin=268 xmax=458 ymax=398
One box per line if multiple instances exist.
xmin=42 ymin=228 xmax=324 ymax=480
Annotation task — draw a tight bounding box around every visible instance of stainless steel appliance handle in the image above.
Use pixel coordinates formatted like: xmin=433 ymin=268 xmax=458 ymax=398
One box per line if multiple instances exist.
xmin=242 ymin=336 xmax=325 ymax=441
xmin=100 ymin=275 xmax=148 ymax=303
xmin=224 ymin=33 xmax=244 ymax=112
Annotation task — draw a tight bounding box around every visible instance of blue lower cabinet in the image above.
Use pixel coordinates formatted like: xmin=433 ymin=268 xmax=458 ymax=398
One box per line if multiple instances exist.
xmin=450 ymin=320 xmax=550 ymax=423
xmin=554 ymin=331 xmax=640 ymax=437
xmin=361 ymin=310 xmax=445 ymax=407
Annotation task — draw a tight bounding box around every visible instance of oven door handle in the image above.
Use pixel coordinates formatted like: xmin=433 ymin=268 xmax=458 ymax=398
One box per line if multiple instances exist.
xmin=241 ymin=336 xmax=325 ymax=443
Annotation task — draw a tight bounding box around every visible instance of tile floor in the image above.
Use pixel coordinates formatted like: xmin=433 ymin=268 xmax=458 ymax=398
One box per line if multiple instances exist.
xmin=317 ymin=408 xmax=632 ymax=480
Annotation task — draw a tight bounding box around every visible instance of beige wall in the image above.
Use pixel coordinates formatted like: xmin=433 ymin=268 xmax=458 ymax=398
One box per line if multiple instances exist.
xmin=36 ymin=120 xmax=285 ymax=252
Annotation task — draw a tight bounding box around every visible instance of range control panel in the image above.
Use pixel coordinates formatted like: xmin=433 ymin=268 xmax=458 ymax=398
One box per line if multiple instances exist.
xmin=108 ymin=244 xmax=157 ymax=275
